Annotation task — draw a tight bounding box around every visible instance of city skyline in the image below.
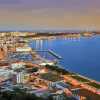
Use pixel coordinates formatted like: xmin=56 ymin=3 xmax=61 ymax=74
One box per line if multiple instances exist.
xmin=0 ymin=0 xmax=100 ymax=30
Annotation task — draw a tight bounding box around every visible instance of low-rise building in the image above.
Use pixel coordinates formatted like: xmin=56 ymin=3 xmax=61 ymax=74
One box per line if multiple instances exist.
xmin=16 ymin=47 xmax=32 ymax=52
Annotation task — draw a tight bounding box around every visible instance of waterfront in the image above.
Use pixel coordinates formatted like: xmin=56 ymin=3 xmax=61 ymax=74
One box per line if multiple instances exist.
xmin=30 ymin=35 xmax=100 ymax=81
xmin=0 ymin=32 xmax=99 ymax=99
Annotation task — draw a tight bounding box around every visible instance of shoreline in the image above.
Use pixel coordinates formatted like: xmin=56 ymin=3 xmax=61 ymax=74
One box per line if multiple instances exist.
xmin=45 ymin=64 xmax=100 ymax=96
xmin=26 ymin=35 xmax=100 ymax=84
xmin=56 ymin=64 xmax=100 ymax=84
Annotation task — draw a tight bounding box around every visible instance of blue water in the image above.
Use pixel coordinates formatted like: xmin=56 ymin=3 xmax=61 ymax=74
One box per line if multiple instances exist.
xmin=29 ymin=36 xmax=100 ymax=81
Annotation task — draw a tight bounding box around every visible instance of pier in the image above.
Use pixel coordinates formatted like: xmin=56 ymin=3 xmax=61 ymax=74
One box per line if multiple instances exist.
xmin=34 ymin=49 xmax=62 ymax=59
xmin=48 ymin=50 xmax=62 ymax=59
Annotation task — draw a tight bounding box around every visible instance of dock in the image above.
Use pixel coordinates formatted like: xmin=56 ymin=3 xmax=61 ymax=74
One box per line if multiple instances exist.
xmin=33 ymin=49 xmax=62 ymax=59
xmin=48 ymin=50 xmax=62 ymax=59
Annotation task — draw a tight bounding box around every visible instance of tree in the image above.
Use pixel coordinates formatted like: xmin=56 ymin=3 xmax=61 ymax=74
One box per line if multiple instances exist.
xmin=0 ymin=88 xmax=44 ymax=100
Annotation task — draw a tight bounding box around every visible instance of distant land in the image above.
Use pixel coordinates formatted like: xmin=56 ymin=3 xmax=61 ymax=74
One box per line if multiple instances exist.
xmin=0 ymin=27 xmax=100 ymax=33
xmin=0 ymin=29 xmax=100 ymax=33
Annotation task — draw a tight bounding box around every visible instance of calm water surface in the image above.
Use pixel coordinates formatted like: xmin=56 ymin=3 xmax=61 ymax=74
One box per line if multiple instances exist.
xmin=30 ymin=36 xmax=100 ymax=81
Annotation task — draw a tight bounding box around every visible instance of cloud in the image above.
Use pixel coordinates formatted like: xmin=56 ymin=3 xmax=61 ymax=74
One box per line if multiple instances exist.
xmin=0 ymin=0 xmax=21 ymax=4
xmin=0 ymin=0 xmax=100 ymax=30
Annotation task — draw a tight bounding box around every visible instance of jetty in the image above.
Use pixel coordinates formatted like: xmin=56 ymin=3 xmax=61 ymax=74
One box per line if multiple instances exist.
xmin=34 ymin=49 xmax=62 ymax=59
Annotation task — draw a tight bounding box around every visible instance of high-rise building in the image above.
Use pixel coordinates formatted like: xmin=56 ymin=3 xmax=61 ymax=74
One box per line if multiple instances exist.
xmin=16 ymin=72 xmax=25 ymax=84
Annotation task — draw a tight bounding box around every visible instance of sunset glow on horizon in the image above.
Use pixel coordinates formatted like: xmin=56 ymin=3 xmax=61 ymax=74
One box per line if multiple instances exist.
xmin=0 ymin=0 xmax=100 ymax=30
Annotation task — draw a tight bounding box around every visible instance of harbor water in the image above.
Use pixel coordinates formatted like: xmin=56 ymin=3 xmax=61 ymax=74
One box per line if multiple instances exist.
xmin=29 ymin=35 xmax=100 ymax=81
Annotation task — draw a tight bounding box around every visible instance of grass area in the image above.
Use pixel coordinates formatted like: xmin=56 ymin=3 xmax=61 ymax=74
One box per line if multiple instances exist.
xmin=87 ymin=82 xmax=100 ymax=89
xmin=71 ymin=75 xmax=90 ymax=82
xmin=40 ymin=72 xmax=62 ymax=82
xmin=45 ymin=65 xmax=73 ymax=75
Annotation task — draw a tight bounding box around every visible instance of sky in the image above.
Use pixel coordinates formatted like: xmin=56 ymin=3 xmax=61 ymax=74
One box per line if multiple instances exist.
xmin=0 ymin=0 xmax=100 ymax=30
